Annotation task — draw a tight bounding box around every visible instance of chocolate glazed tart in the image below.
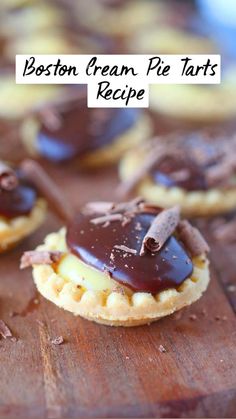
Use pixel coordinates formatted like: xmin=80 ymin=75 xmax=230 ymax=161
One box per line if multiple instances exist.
xmin=119 ymin=132 xmax=236 ymax=217
xmin=21 ymin=199 xmax=210 ymax=326
xmin=0 ymin=162 xmax=46 ymax=253
xmin=21 ymin=96 xmax=152 ymax=168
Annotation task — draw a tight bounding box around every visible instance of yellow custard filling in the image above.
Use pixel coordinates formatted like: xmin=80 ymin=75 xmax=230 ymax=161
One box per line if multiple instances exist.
xmin=40 ymin=229 xmax=204 ymax=296
xmin=57 ymin=254 xmax=117 ymax=292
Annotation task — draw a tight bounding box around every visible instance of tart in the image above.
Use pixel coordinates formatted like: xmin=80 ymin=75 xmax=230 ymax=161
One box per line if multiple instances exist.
xmin=119 ymin=132 xmax=236 ymax=217
xmin=0 ymin=161 xmax=46 ymax=252
xmin=21 ymin=95 xmax=151 ymax=168
xmin=21 ymin=199 xmax=210 ymax=326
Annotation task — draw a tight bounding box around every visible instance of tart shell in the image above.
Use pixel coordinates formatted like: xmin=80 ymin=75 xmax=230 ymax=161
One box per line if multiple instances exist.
xmin=31 ymin=229 xmax=210 ymax=327
xmin=119 ymin=150 xmax=236 ymax=217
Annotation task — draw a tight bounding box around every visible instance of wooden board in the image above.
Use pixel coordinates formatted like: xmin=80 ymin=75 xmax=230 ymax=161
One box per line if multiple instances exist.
xmin=0 ymin=162 xmax=236 ymax=418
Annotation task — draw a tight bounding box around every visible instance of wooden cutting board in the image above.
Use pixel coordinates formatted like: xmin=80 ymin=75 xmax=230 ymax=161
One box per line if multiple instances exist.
xmin=0 ymin=163 xmax=236 ymax=418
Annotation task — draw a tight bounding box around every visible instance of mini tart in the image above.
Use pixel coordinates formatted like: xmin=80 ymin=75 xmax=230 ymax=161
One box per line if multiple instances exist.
xmin=21 ymin=105 xmax=152 ymax=168
xmin=0 ymin=198 xmax=46 ymax=253
xmin=29 ymin=205 xmax=210 ymax=327
xmin=119 ymin=141 xmax=236 ymax=217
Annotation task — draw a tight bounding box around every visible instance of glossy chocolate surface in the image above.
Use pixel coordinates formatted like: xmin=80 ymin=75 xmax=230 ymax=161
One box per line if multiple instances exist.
xmin=66 ymin=211 xmax=193 ymax=293
xmin=37 ymin=100 xmax=139 ymax=162
xmin=0 ymin=171 xmax=37 ymax=219
xmin=152 ymin=156 xmax=208 ymax=191
xmin=151 ymin=133 xmax=222 ymax=191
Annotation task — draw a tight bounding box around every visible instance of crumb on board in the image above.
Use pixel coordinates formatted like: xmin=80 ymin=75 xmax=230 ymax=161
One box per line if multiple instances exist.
xmin=158 ymin=344 xmax=167 ymax=353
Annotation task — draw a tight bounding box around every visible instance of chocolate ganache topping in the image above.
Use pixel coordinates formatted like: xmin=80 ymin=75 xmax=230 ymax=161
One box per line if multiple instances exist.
xmin=0 ymin=165 xmax=37 ymax=219
xmin=152 ymin=132 xmax=236 ymax=191
xmin=66 ymin=200 xmax=199 ymax=293
xmin=36 ymin=96 xmax=139 ymax=163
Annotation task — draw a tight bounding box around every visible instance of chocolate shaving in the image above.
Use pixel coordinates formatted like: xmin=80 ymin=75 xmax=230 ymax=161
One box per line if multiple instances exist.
xmin=114 ymin=245 xmax=137 ymax=255
xmin=0 ymin=320 xmax=13 ymax=339
xmin=139 ymin=202 xmax=163 ymax=214
xmin=84 ymin=201 xmax=114 ymax=215
xmin=158 ymin=344 xmax=167 ymax=353
xmin=178 ymin=220 xmax=210 ymax=257
xmin=0 ymin=161 xmax=18 ymax=191
xmin=117 ymin=142 xmax=167 ymax=197
xmin=110 ymin=197 xmax=144 ymax=214
xmin=51 ymin=336 xmax=64 ymax=345
xmin=20 ymin=250 xmax=63 ymax=269
xmin=20 ymin=159 xmax=74 ymax=222
xmin=90 ymin=213 xmax=123 ymax=225
xmin=140 ymin=206 xmax=180 ymax=256
xmin=89 ymin=198 xmax=147 ymax=226
xmin=85 ymin=197 xmax=144 ymax=216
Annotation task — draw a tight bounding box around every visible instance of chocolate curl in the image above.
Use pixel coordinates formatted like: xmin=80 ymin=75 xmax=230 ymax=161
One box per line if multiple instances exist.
xmin=114 ymin=245 xmax=137 ymax=255
xmin=20 ymin=159 xmax=74 ymax=222
xmin=0 ymin=320 xmax=13 ymax=339
xmin=20 ymin=250 xmax=63 ymax=269
xmin=117 ymin=142 xmax=167 ymax=197
xmin=0 ymin=161 xmax=18 ymax=191
xmin=111 ymin=197 xmax=144 ymax=214
xmin=140 ymin=206 xmax=180 ymax=256
xmin=178 ymin=220 xmax=210 ymax=257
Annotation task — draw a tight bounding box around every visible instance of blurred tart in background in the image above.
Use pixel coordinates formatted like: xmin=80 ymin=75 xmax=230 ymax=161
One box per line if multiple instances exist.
xmin=21 ymin=93 xmax=152 ymax=168
xmin=119 ymin=132 xmax=236 ymax=217
xmin=0 ymin=161 xmax=46 ymax=253
xmin=0 ymin=158 xmax=73 ymax=253
xmin=21 ymin=199 xmax=210 ymax=326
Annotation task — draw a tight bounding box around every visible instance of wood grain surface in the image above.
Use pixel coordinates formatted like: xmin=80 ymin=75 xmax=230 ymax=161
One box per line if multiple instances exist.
xmin=0 ymin=160 xmax=236 ymax=418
